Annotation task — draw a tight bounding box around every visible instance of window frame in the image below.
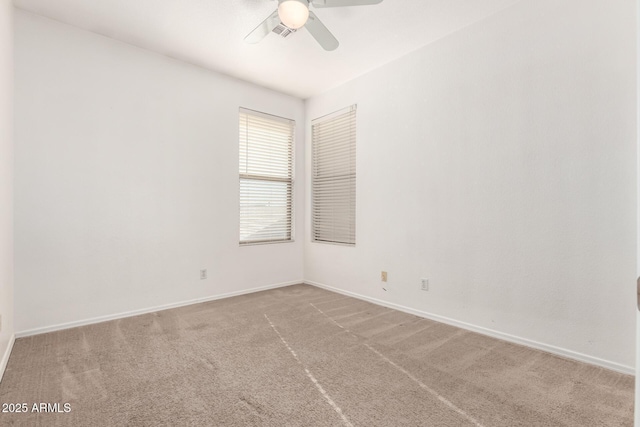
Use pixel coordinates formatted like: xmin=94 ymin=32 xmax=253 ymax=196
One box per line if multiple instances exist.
xmin=239 ymin=107 xmax=295 ymax=246
xmin=311 ymin=105 xmax=357 ymax=246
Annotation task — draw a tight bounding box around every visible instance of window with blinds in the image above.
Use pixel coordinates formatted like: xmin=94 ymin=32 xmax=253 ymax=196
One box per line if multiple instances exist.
xmin=239 ymin=108 xmax=294 ymax=245
xmin=312 ymin=105 xmax=356 ymax=245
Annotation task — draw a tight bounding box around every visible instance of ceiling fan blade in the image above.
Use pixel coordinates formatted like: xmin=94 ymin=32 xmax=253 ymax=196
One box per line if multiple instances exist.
xmin=244 ymin=10 xmax=280 ymax=44
xmin=305 ymin=11 xmax=339 ymax=51
xmin=312 ymin=0 xmax=383 ymax=8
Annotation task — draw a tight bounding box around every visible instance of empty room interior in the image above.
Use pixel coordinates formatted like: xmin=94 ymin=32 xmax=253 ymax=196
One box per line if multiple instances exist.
xmin=0 ymin=0 xmax=638 ymax=425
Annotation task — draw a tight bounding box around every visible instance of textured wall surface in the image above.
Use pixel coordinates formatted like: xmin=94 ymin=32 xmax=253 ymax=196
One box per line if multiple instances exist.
xmin=635 ymin=0 xmax=639 ymax=423
xmin=305 ymin=0 xmax=636 ymax=371
xmin=14 ymin=12 xmax=305 ymax=333
xmin=0 ymin=0 xmax=14 ymax=377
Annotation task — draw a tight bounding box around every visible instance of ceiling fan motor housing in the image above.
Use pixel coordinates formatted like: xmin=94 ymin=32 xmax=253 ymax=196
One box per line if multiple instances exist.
xmin=272 ymin=24 xmax=297 ymax=38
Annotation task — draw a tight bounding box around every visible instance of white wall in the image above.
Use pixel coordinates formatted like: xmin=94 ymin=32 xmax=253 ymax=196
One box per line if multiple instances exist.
xmin=0 ymin=0 xmax=14 ymax=378
xmin=14 ymin=11 xmax=305 ymax=334
xmin=635 ymin=0 xmax=639 ymax=423
xmin=305 ymin=0 xmax=636 ymax=372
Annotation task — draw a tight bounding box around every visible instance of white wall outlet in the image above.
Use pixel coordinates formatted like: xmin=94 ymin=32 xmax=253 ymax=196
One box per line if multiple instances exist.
xmin=381 ymin=271 xmax=388 ymax=282
xmin=421 ymin=278 xmax=429 ymax=291
xmin=200 ymin=269 xmax=207 ymax=280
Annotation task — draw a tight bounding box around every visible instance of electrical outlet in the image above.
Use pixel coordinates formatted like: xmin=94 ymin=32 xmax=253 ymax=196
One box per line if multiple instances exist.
xmin=200 ymin=269 xmax=207 ymax=280
xmin=381 ymin=271 xmax=387 ymax=282
xmin=421 ymin=278 xmax=429 ymax=291
xmin=0 ymin=314 xmax=2 ymax=332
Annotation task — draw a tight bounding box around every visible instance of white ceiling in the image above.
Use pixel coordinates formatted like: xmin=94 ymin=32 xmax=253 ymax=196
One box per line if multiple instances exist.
xmin=14 ymin=0 xmax=520 ymax=99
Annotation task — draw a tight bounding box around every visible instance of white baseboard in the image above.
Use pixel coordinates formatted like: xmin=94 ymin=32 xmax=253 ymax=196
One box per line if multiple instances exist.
xmin=16 ymin=280 xmax=302 ymax=338
xmin=305 ymin=280 xmax=634 ymax=376
xmin=0 ymin=334 xmax=15 ymax=384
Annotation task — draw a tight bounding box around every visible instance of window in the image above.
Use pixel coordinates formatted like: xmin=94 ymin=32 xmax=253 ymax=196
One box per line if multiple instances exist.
xmin=312 ymin=105 xmax=357 ymax=245
xmin=239 ymin=108 xmax=294 ymax=245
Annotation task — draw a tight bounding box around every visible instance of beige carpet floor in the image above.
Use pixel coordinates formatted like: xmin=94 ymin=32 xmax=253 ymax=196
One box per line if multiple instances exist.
xmin=0 ymin=284 xmax=634 ymax=426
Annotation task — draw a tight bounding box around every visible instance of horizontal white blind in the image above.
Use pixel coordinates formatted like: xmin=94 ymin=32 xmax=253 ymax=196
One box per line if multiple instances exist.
xmin=312 ymin=105 xmax=356 ymax=245
xmin=239 ymin=108 xmax=294 ymax=244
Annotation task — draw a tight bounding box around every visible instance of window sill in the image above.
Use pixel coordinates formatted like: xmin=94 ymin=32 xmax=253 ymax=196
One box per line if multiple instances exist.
xmin=239 ymin=239 xmax=295 ymax=247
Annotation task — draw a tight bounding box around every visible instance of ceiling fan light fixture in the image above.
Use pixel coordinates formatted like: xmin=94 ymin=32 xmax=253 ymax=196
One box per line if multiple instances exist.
xmin=278 ymin=0 xmax=309 ymax=30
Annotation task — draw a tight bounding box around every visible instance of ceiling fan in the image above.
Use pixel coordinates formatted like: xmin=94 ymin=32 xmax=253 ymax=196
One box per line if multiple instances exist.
xmin=244 ymin=0 xmax=383 ymax=51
